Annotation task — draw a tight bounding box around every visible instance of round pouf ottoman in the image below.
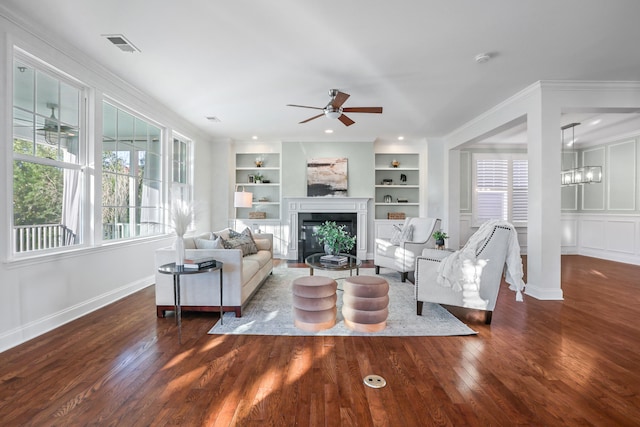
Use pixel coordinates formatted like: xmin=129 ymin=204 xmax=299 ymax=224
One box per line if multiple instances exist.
xmin=342 ymin=276 xmax=389 ymax=332
xmin=292 ymin=276 xmax=338 ymax=332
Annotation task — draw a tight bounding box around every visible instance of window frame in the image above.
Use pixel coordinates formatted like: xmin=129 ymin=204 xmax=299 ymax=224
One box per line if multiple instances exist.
xmin=100 ymin=99 xmax=166 ymax=242
xmin=471 ymin=152 xmax=528 ymax=227
xmin=11 ymin=51 xmax=89 ymax=257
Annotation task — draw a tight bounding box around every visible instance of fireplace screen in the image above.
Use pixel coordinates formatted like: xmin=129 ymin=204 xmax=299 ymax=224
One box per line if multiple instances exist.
xmin=298 ymin=212 xmax=357 ymax=262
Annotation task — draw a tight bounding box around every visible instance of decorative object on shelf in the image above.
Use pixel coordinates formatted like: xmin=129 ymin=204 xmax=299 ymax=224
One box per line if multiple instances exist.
xmin=254 ymin=172 xmax=263 ymax=183
xmin=400 ymin=174 xmax=407 ymax=184
xmin=249 ymin=211 xmax=266 ymax=219
xmin=432 ymin=230 xmax=449 ymax=249
xmin=307 ymin=157 xmax=348 ymax=197
xmin=248 ymin=174 xmax=255 ymax=183
xmin=384 ymin=194 xmax=392 ymax=203
xmin=255 ymin=155 xmax=264 ymax=167
xmin=388 ymin=212 xmax=406 ymax=220
xmin=561 ymin=122 xmax=602 ymax=185
xmin=382 ymin=178 xmax=393 ymax=185
xmin=313 ymin=221 xmax=356 ymax=255
xmin=170 ymin=200 xmax=194 ymax=267
xmin=391 ymin=159 xmax=400 ymax=168
xmin=258 ymin=196 xmax=269 ymax=202
xmin=262 ymin=179 xmax=270 ymax=183
xmin=397 ymin=198 xmax=408 ymax=203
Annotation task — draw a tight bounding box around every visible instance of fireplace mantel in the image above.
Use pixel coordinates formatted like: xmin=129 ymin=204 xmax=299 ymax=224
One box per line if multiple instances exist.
xmin=285 ymin=197 xmax=370 ymax=260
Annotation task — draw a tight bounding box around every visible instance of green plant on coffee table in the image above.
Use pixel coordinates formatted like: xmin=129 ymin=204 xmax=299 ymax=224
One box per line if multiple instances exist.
xmin=313 ymin=221 xmax=356 ymax=255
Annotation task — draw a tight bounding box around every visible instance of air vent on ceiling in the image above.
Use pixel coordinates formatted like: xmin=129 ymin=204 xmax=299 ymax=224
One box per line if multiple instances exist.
xmin=102 ymin=34 xmax=141 ymax=53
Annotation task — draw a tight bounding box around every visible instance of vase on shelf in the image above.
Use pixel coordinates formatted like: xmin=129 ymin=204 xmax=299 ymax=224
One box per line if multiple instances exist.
xmin=175 ymin=236 xmax=185 ymax=267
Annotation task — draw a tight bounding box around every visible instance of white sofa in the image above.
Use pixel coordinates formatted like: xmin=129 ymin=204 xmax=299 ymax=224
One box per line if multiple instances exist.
xmin=155 ymin=230 xmax=273 ymax=318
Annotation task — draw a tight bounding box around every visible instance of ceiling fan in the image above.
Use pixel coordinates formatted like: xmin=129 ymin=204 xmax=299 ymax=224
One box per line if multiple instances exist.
xmin=287 ymin=89 xmax=383 ymax=127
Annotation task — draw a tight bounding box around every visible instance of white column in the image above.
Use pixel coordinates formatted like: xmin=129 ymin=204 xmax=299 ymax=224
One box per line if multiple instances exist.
xmin=525 ymin=98 xmax=564 ymax=300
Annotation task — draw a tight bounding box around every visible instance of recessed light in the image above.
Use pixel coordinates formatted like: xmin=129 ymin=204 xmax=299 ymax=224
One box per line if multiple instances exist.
xmin=325 ymin=129 xmax=334 ymax=134
xmin=475 ymin=53 xmax=491 ymax=64
xmin=398 ymin=136 xmax=404 ymax=141
xmin=252 ymin=136 xmax=258 ymax=140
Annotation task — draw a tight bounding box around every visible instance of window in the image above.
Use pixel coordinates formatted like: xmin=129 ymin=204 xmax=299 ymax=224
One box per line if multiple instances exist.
xmin=472 ymin=153 xmax=528 ymax=226
xmin=172 ymin=134 xmax=192 ymax=204
xmin=12 ymin=56 xmax=85 ymax=254
xmin=102 ymin=102 xmax=163 ymax=241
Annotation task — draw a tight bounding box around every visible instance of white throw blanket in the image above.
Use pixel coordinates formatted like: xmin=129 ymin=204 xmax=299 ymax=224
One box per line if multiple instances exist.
xmin=437 ymin=220 xmax=526 ymax=301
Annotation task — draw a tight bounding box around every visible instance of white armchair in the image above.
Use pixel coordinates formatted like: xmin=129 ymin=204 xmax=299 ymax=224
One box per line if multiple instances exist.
xmin=374 ymin=217 xmax=441 ymax=282
xmin=414 ymin=222 xmax=522 ymax=324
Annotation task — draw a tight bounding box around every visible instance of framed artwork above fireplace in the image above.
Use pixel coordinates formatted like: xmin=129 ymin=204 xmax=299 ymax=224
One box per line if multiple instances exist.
xmin=307 ymin=157 xmax=348 ymax=197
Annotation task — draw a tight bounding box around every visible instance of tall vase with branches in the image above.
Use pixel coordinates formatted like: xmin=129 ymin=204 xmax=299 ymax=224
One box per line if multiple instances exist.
xmin=171 ymin=201 xmax=193 ymax=266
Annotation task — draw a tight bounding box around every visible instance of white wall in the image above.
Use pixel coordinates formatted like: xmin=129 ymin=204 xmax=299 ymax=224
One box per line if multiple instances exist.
xmin=0 ymin=13 xmax=215 ymax=352
xmin=281 ymin=141 xmax=376 ymax=198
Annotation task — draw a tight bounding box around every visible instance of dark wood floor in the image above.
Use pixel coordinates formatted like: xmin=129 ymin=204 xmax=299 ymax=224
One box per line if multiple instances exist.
xmin=1 ymin=256 xmax=639 ymax=426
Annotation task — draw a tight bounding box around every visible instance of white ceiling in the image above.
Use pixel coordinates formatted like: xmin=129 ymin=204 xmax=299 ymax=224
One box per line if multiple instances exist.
xmin=4 ymin=0 xmax=640 ymax=144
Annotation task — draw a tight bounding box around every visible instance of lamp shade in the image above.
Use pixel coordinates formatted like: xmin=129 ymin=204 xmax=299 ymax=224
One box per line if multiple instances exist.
xmin=234 ymin=187 xmax=253 ymax=208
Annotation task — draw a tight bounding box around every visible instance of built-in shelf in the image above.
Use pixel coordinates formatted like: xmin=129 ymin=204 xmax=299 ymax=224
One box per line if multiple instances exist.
xmin=235 ymin=152 xmax=281 ymax=220
xmin=374 ymin=153 xmax=421 ymax=220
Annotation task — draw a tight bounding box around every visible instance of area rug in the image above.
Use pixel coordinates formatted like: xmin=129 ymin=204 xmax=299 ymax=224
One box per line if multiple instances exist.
xmin=208 ymin=268 xmax=477 ymax=337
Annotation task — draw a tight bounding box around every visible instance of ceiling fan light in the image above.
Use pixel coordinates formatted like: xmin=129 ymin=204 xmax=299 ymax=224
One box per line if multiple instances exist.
xmin=325 ymin=110 xmax=341 ymax=119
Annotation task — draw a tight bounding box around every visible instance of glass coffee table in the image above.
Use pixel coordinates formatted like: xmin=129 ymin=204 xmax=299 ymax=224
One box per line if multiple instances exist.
xmin=305 ymin=253 xmax=361 ymax=277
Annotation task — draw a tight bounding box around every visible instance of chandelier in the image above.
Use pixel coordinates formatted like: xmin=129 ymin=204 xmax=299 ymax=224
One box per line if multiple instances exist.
xmin=560 ymin=122 xmax=602 ymax=186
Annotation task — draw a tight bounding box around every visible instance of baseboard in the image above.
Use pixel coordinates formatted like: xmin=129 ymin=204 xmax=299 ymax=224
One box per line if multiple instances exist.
xmin=0 ymin=276 xmax=154 ymax=353
xmin=524 ymin=284 xmax=564 ymax=301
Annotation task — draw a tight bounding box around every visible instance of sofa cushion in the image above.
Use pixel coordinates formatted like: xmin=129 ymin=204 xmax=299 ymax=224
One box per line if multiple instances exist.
xmin=241 ymin=258 xmax=260 ymax=282
xmin=254 ymin=238 xmax=271 ymax=251
xmin=243 ymin=250 xmax=272 ymax=269
xmin=195 ymin=236 xmax=225 ymax=249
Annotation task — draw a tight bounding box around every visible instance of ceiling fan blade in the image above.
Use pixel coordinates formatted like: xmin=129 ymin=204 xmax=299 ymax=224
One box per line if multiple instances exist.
xmin=287 ymin=104 xmax=324 ymax=110
xmin=338 ymin=114 xmax=355 ymax=126
xmin=299 ymin=113 xmax=325 ymax=124
xmin=331 ymin=91 xmax=350 ymax=109
xmin=342 ymin=107 xmax=383 ymax=114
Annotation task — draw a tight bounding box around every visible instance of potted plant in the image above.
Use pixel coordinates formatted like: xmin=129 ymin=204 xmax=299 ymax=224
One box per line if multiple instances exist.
xmin=313 ymin=221 xmax=356 ymax=255
xmin=432 ymin=230 xmax=448 ymax=248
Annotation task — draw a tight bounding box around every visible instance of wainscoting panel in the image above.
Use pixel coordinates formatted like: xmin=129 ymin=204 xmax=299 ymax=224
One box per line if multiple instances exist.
xmin=561 ymin=216 xmax=578 ymax=253
xmin=605 ymin=219 xmax=636 ymax=254
xmin=580 ymin=219 xmax=606 ymax=250
xmin=569 ymin=214 xmax=640 ymax=265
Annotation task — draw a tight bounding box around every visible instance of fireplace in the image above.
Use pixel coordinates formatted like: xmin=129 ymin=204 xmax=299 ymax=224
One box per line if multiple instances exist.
xmin=298 ymin=213 xmax=357 ymax=262
xmin=284 ymin=197 xmax=370 ymax=261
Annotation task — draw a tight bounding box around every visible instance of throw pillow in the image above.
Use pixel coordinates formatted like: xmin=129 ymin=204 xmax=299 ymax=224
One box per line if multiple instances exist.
xmin=195 ymin=236 xmax=225 ymax=249
xmin=390 ymin=224 xmax=414 ymax=245
xmin=212 ymin=228 xmax=232 ymax=241
xmin=222 ymin=228 xmax=258 ymax=256
xmin=389 ymin=224 xmax=403 ymax=245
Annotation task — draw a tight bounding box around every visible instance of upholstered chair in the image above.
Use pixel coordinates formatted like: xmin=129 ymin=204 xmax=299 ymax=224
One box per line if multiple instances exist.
xmin=374 ymin=217 xmax=441 ymax=282
xmin=414 ymin=223 xmax=520 ymax=324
